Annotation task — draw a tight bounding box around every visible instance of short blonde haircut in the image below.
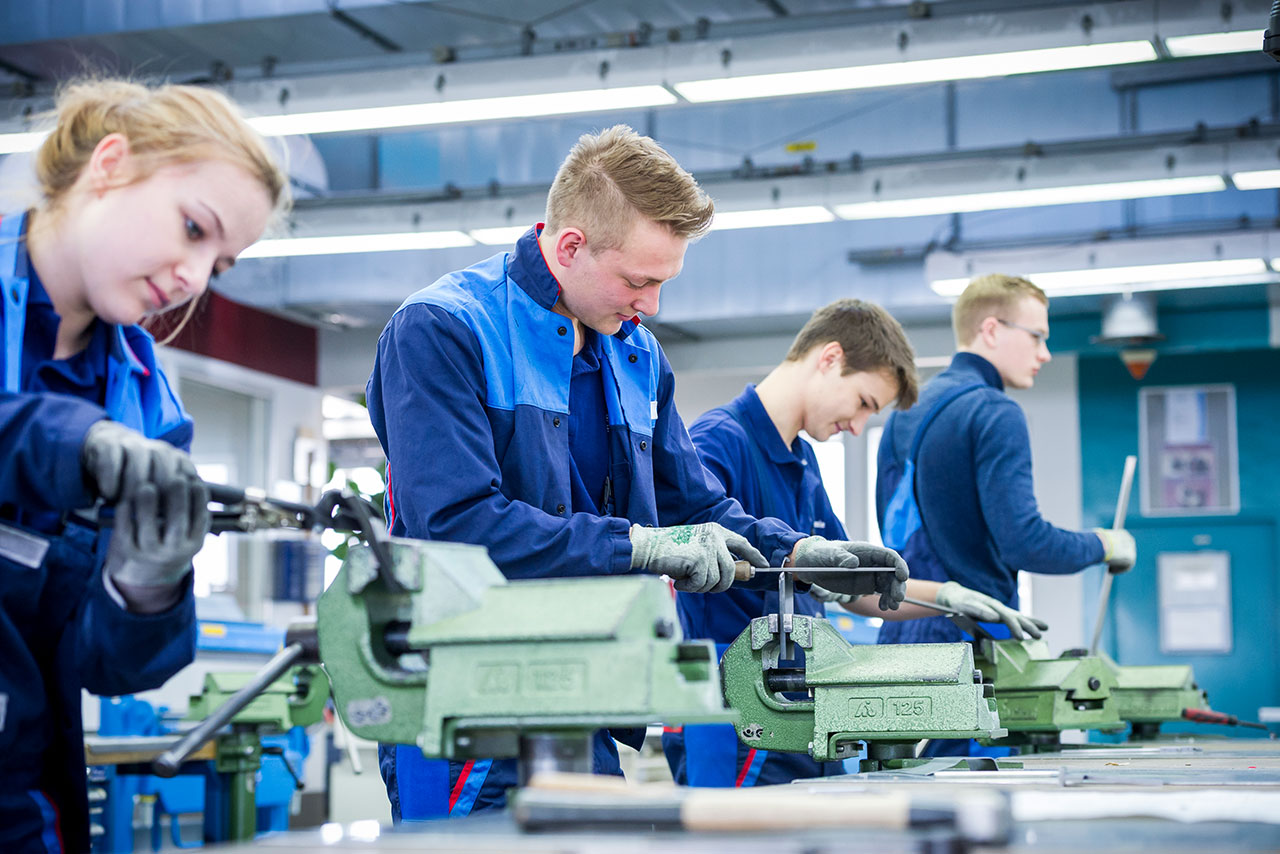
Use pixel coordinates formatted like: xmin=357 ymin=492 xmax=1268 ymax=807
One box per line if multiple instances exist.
xmin=544 ymin=125 xmax=713 ymax=252
xmin=36 ymin=78 xmax=289 ymax=218
xmin=952 ymin=273 xmax=1048 ymax=347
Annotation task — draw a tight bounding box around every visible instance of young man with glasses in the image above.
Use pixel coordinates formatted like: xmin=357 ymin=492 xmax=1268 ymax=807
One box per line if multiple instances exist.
xmin=875 ymin=274 xmax=1136 ymax=653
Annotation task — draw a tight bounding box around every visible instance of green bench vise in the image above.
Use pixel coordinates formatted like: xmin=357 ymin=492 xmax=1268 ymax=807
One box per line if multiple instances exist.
xmin=152 ymin=663 xmax=327 ymax=840
xmin=1102 ymin=655 xmax=1210 ymax=739
xmin=185 ymin=665 xmax=328 ymax=734
xmin=151 ymin=488 xmax=732 ymax=830
xmin=318 ymin=537 xmax=732 ymax=778
xmin=972 ymin=638 xmax=1124 ymax=750
xmin=720 ymin=572 xmax=1006 ymax=771
xmin=972 ymin=639 xmax=1212 ymax=748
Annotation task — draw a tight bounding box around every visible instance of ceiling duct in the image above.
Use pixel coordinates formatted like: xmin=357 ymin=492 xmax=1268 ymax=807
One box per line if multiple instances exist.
xmin=0 ymin=0 xmax=1269 ymax=143
xmin=236 ymin=128 xmax=1280 ymax=259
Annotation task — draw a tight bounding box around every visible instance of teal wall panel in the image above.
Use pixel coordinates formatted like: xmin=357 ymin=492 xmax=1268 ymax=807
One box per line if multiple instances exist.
xmin=1078 ymin=346 xmax=1280 ymax=732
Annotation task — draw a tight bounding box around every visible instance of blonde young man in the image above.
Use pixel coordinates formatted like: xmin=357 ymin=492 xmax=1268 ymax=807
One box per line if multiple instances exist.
xmin=366 ymin=126 xmax=907 ymax=819
xmin=876 ymin=274 xmax=1135 ymax=651
xmin=874 ymin=275 xmax=1134 ymax=759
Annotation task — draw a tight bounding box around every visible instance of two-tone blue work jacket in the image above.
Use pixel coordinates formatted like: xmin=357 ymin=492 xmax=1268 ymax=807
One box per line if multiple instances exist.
xmin=366 ymin=226 xmax=804 ymax=819
xmin=0 ymin=211 xmax=198 ymax=853
xmin=366 ymin=225 xmax=802 ymax=577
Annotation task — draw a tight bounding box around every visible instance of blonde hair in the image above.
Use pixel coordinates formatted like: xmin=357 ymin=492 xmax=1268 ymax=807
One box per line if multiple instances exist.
xmin=36 ymin=78 xmax=288 ymax=213
xmin=32 ymin=78 xmax=290 ymax=340
xmin=952 ymin=273 xmax=1048 ymax=347
xmin=544 ymin=125 xmax=713 ymax=252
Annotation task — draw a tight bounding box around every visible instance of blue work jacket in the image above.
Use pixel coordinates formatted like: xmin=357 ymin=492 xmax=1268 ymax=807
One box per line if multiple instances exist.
xmin=665 ymin=385 xmax=845 ymax=787
xmin=677 ymin=385 xmax=840 ymax=644
xmin=0 ymin=211 xmax=197 ymax=853
xmin=366 ymin=225 xmax=801 ymax=576
xmin=875 ymin=352 xmax=1103 ymax=644
xmin=366 ymin=226 xmax=804 ymax=818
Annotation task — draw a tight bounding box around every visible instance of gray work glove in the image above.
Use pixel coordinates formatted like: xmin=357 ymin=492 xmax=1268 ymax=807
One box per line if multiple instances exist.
xmin=790 ymin=536 xmax=909 ymax=611
xmin=1093 ymin=528 xmax=1136 ymax=574
xmin=81 ymin=420 xmax=200 ymax=504
xmin=106 ymin=476 xmax=210 ymax=613
xmin=630 ymin=523 xmax=768 ymax=594
xmin=934 ymin=581 xmax=1049 ymax=640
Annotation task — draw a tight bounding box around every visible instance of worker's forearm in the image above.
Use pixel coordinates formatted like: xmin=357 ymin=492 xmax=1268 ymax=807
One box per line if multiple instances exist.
xmin=843 ymin=579 xmax=943 ymax=621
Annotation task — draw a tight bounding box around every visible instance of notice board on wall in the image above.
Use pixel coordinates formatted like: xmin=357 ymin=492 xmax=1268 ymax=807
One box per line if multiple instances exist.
xmin=1157 ymin=550 xmax=1232 ymax=654
xmin=1139 ymin=385 xmax=1239 ymax=517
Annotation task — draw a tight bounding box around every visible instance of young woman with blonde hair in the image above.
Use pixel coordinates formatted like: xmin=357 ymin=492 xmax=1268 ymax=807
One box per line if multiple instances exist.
xmin=0 ymin=78 xmax=286 ymax=852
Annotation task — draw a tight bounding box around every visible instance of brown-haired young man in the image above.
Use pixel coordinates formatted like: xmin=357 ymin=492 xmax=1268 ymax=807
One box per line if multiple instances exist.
xmin=366 ymin=128 xmax=909 ymax=818
xmin=667 ymin=298 xmax=1047 ymax=787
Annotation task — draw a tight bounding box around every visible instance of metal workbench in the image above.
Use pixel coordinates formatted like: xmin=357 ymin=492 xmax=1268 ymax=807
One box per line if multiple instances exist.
xmin=214 ymin=735 xmax=1280 ymax=853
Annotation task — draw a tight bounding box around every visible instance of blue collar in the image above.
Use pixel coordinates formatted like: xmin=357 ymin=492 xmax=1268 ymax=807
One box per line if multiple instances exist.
xmin=506 ymin=224 xmax=641 ymax=342
xmin=111 ymin=324 xmax=151 ymax=377
xmin=2 ymin=211 xmax=52 ymax=312
xmin=739 ymin=384 xmax=804 ymax=466
xmin=572 ymin=327 xmax=602 ymax=374
xmin=949 ymin=351 xmax=1004 ymax=391
xmin=3 ymin=209 xmax=148 ymax=382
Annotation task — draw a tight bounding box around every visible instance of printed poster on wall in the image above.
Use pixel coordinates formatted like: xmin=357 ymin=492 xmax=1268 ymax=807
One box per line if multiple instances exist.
xmin=1140 ymin=385 xmax=1238 ymax=516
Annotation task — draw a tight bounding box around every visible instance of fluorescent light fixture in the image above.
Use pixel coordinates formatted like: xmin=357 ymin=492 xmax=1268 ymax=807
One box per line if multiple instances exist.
xmin=1165 ymin=29 xmax=1262 ymax=57
xmin=834 ymin=175 xmax=1225 ymax=220
xmin=931 ymin=258 xmax=1269 ymax=298
xmin=0 ymin=130 xmax=47 ymax=154
xmin=1231 ymin=169 xmax=1280 ymax=191
xmin=709 ymin=206 xmax=835 ymax=230
xmin=240 ymin=230 xmax=474 ymax=258
xmin=247 ymin=86 xmax=676 ymax=137
xmin=469 ymin=225 xmax=533 ymax=246
xmin=674 ymin=41 xmax=1157 ymax=103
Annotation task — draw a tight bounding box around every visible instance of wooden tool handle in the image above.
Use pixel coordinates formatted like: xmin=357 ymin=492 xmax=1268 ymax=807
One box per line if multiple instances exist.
xmin=734 ymin=560 xmax=754 ymax=581
xmin=681 ymin=789 xmax=912 ymax=831
xmin=525 ymin=771 xmax=632 ymax=793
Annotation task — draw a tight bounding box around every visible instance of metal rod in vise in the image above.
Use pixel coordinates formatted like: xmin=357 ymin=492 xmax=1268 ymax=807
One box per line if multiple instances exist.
xmin=733 ymin=561 xmax=798 ymax=658
xmin=736 ymin=562 xmax=876 ymax=658
xmin=1089 ymin=455 xmax=1137 ymax=656
xmin=778 ymin=569 xmax=794 ymax=661
xmin=151 ymin=642 xmax=307 ymax=778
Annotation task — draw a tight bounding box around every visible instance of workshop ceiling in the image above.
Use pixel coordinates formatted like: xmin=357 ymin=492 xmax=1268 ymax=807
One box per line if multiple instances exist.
xmin=1 ymin=0 xmax=1276 ymax=343
xmin=1 ymin=0 xmax=919 ymax=84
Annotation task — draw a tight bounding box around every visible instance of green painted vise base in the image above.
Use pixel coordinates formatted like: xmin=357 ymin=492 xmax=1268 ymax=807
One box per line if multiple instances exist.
xmin=317 ymin=539 xmax=732 ymax=759
xmin=722 ymin=615 xmax=1005 ymax=763
xmin=973 ymin=639 xmax=1124 ymax=738
xmin=1102 ymin=654 xmax=1210 ymax=736
xmin=185 ymin=665 xmax=328 ymax=731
